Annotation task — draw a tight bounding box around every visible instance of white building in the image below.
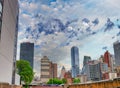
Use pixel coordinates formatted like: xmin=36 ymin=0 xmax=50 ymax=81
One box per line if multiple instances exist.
xmin=40 ymin=56 xmax=51 ymax=83
xmin=0 ymin=0 xmax=19 ymax=84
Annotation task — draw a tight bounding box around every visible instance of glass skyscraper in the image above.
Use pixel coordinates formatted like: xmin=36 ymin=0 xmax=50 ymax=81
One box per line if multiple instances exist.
xmin=71 ymin=46 xmax=79 ymax=78
xmin=20 ymin=42 xmax=34 ymax=68
xmin=113 ymin=41 xmax=120 ymax=66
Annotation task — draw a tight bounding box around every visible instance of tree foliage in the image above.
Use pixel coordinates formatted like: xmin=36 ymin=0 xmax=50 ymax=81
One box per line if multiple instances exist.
xmin=73 ymin=78 xmax=80 ymax=83
xmin=62 ymin=78 xmax=67 ymax=84
xmin=16 ymin=60 xmax=34 ymax=88
xmin=47 ymin=78 xmax=66 ymax=85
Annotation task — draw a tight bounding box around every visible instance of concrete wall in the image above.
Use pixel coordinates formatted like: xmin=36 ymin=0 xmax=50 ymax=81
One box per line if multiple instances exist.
xmin=69 ymin=78 xmax=120 ymax=88
xmin=0 ymin=0 xmax=19 ymax=84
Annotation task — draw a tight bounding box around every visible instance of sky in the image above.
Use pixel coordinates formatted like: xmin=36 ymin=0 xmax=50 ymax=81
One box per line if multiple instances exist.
xmin=18 ymin=0 xmax=120 ymax=77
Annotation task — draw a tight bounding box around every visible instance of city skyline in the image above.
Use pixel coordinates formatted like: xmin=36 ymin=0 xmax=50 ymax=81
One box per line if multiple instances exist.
xmin=18 ymin=0 xmax=120 ymax=76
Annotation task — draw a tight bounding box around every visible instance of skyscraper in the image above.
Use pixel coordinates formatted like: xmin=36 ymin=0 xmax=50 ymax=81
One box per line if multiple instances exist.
xmin=0 ymin=0 xmax=19 ymax=84
xmin=20 ymin=42 xmax=34 ymax=68
xmin=103 ymin=50 xmax=113 ymax=72
xmin=113 ymin=41 xmax=120 ymax=66
xmin=71 ymin=46 xmax=80 ymax=78
xmin=104 ymin=51 xmax=111 ymax=67
xmin=83 ymin=56 xmax=91 ymax=66
xmin=82 ymin=56 xmax=91 ymax=75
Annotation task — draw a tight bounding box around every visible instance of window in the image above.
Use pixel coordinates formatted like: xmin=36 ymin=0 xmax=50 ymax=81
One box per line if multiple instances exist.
xmin=0 ymin=0 xmax=3 ymax=39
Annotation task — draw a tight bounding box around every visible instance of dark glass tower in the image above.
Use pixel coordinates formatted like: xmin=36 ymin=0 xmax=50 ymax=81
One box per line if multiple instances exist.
xmin=113 ymin=41 xmax=120 ymax=66
xmin=71 ymin=46 xmax=79 ymax=78
xmin=20 ymin=42 xmax=34 ymax=68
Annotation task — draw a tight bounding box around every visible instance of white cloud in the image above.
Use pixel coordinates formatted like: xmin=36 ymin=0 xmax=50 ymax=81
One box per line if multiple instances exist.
xmin=41 ymin=5 xmax=51 ymax=11
xmin=18 ymin=0 xmax=120 ymax=76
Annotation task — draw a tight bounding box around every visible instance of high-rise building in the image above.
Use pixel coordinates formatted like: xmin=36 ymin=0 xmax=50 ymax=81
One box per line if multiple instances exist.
xmin=82 ymin=56 xmax=91 ymax=75
xmin=60 ymin=66 xmax=66 ymax=79
xmin=50 ymin=62 xmax=57 ymax=78
xmin=40 ymin=56 xmax=57 ymax=83
xmin=83 ymin=56 xmax=91 ymax=66
xmin=84 ymin=60 xmax=102 ymax=81
xmin=104 ymin=51 xmax=111 ymax=67
xmin=0 ymin=0 xmax=19 ymax=84
xmin=113 ymin=41 xmax=120 ymax=66
xmin=40 ymin=56 xmax=50 ymax=83
xmin=20 ymin=42 xmax=34 ymax=68
xmin=103 ymin=50 xmax=113 ymax=72
xmin=71 ymin=46 xmax=80 ymax=78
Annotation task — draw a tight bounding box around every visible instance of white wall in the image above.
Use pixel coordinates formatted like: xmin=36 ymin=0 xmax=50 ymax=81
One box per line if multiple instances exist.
xmin=0 ymin=0 xmax=19 ymax=84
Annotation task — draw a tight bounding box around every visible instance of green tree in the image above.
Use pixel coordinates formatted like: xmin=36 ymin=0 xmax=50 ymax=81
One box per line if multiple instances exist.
xmin=16 ymin=60 xmax=34 ymax=88
xmin=73 ymin=78 xmax=80 ymax=83
xmin=62 ymin=78 xmax=67 ymax=84
xmin=47 ymin=78 xmax=63 ymax=85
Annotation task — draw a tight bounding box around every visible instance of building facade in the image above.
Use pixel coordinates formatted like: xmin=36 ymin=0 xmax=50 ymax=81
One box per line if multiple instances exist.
xmin=50 ymin=62 xmax=57 ymax=78
xmin=101 ymin=62 xmax=108 ymax=73
xmin=113 ymin=41 xmax=120 ymax=67
xmin=60 ymin=66 xmax=66 ymax=79
xmin=84 ymin=60 xmax=102 ymax=81
xmin=40 ymin=56 xmax=57 ymax=83
xmin=0 ymin=0 xmax=19 ymax=84
xmin=40 ymin=56 xmax=50 ymax=83
xmin=103 ymin=50 xmax=113 ymax=72
xmin=83 ymin=56 xmax=91 ymax=66
xmin=82 ymin=56 xmax=91 ymax=75
xmin=71 ymin=46 xmax=80 ymax=78
xmin=64 ymin=71 xmax=72 ymax=84
xmin=20 ymin=42 xmax=34 ymax=68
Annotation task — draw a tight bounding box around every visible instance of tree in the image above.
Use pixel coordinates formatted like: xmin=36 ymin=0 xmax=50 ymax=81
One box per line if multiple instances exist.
xmin=16 ymin=60 xmax=34 ymax=88
xmin=73 ymin=78 xmax=80 ymax=83
xmin=47 ymin=78 xmax=63 ymax=85
xmin=62 ymin=78 xmax=67 ymax=84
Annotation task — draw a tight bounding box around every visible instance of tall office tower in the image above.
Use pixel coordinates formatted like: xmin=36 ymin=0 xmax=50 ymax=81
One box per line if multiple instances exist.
xmin=83 ymin=56 xmax=91 ymax=66
xmin=71 ymin=46 xmax=80 ymax=78
xmin=82 ymin=56 xmax=91 ymax=75
xmin=0 ymin=0 xmax=19 ymax=84
xmin=104 ymin=51 xmax=111 ymax=67
xmin=20 ymin=42 xmax=34 ymax=68
xmin=40 ymin=56 xmax=50 ymax=83
xmin=103 ymin=51 xmax=113 ymax=72
xmin=60 ymin=66 xmax=66 ymax=79
xmin=113 ymin=41 xmax=120 ymax=66
xmin=50 ymin=62 xmax=57 ymax=78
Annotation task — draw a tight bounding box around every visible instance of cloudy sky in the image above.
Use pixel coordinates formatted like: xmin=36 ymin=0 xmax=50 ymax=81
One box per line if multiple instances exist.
xmin=18 ymin=0 xmax=120 ymax=77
